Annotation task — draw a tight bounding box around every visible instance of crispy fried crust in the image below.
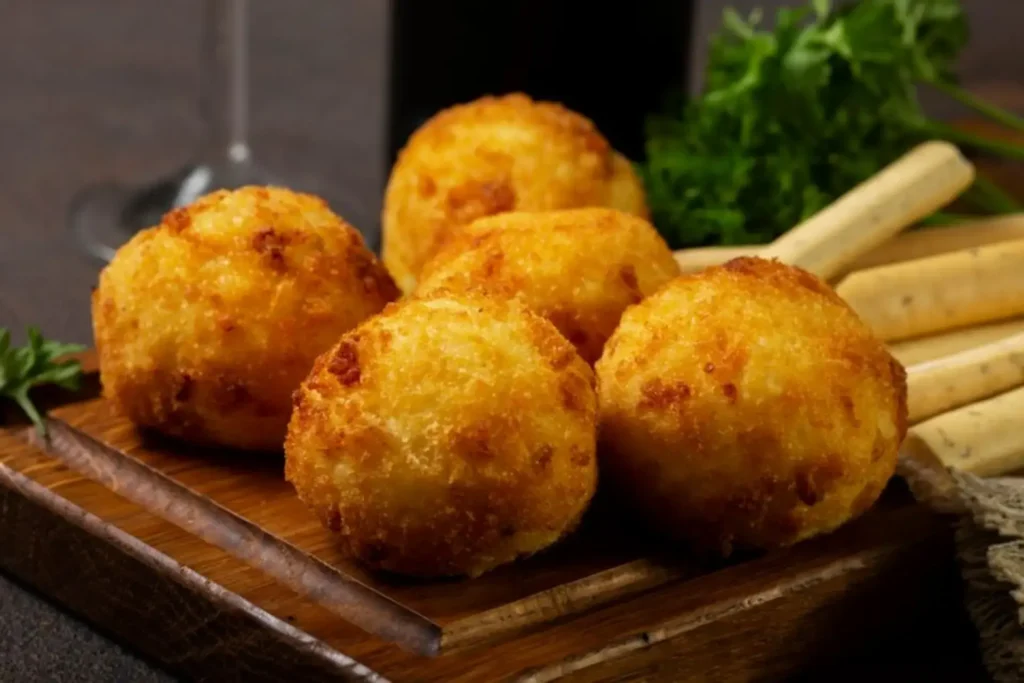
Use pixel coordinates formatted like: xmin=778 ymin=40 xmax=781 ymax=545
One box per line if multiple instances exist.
xmin=596 ymin=257 xmax=908 ymax=554
xmin=284 ymin=293 xmax=598 ymax=577
xmin=92 ymin=186 xmax=398 ymax=452
xmin=416 ymin=208 xmax=680 ymax=364
xmin=382 ymin=93 xmax=649 ymax=293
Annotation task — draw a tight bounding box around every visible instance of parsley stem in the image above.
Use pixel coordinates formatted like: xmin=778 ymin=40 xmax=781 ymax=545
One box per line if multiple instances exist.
xmin=918 ymin=211 xmax=976 ymax=227
xmin=922 ymin=120 xmax=1024 ymax=162
xmin=968 ymin=174 xmax=1023 ymax=214
xmin=13 ymin=389 xmax=46 ymax=437
xmin=930 ymin=80 xmax=1024 ymax=135
xmin=952 ymin=177 xmax=1021 ymax=216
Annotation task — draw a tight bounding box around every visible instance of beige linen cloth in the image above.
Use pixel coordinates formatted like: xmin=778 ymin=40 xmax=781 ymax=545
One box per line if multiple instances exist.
xmin=901 ymin=456 xmax=1024 ymax=681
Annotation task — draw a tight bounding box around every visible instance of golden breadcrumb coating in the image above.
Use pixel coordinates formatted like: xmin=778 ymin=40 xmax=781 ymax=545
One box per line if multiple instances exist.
xmin=285 ymin=292 xmax=598 ymax=577
xmin=596 ymin=257 xmax=907 ymax=554
xmin=416 ymin=208 xmax=680 ymax=364
xmin=382 ymin=93 xmax=649 ymax=293
xmin=92 ymin=186 xmax=398 ymax=452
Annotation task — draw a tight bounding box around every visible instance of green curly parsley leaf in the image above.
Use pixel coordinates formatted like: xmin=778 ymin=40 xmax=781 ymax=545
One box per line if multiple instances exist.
xmin=0 ymin=327 xmax=86 ymax=437
xmin=641 ymin=0 xmax=1024 ymax=249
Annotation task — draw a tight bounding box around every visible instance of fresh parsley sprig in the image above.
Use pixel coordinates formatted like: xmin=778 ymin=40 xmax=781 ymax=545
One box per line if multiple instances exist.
xmin=641 ymin=0 xmax=1024 ymax=249
xmin=0 ymin=327 xmax=86 ymax=437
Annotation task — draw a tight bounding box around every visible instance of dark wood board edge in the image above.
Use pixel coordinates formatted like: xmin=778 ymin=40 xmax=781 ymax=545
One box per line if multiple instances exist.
xmin=521 ymin=518 xmax=985 ymax=683
xmin=519 ymin=544 xmax=901 ymax=682
xmin=392 ymin=502 xmax=971 ymax=681
xmin=0 ymin=459 xmax=384 ymax=683
xmin=18 ymin=418 xmax=442 ymax=657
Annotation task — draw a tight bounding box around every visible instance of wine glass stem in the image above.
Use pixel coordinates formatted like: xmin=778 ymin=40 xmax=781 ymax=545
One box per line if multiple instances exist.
xmin=201 ymin=0 xmax=250 ymax=165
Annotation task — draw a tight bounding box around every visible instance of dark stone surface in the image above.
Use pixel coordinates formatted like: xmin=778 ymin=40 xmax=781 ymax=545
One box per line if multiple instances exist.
xmin=0 ymin=572 xmax=175 ymax=682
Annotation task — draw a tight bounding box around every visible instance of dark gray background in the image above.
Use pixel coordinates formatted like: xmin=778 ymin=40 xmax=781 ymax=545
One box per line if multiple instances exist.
xmin=1 ymin=1 xmax=1021 ymax=681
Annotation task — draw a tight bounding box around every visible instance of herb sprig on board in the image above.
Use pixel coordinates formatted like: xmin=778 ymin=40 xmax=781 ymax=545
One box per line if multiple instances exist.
xmin=0 ymin=327 xmax=86 ymax=436
xmin=641 ymin=0 xmax=1024 ymax=249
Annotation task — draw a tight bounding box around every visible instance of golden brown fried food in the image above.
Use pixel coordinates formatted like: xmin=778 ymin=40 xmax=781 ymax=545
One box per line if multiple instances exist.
xmin=416 ymin=208 xmax=680 ymax=364
xmin=382 ymin=93 xmax=649 ymax=293
xmin=596 ymin=257 xmax=907 ymax=554
xmin=92 ymin=186 xmax=398 ymax=452
xmin=285 ymin=292 xmax=598 ymax=577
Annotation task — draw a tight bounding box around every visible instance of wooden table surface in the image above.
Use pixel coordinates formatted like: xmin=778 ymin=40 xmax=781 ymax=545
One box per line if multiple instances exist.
xmin=0 ymin=1 xmax=1018 ymax=681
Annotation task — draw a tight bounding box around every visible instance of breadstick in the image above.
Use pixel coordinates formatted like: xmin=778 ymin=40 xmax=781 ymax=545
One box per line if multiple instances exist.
xmin=906 ymin=331 xmax=1024 ymax=423
xmin=902 ymin=386 xmax=1024 ymax=477
xmin=890 ymin=318 xmax=1024 ymax=366
xmin=836 ymin=239 xmax=1024 ymax=342
xmin=673 ymin=214 xmax=1024 ymax=276
xmin=854 ymin=214 xmax=1024 ymax=271
xmin=761 ymin=141 xmax=974 ymax=280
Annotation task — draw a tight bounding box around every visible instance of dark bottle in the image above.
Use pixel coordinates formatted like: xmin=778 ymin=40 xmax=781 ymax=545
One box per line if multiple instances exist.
xmin=385 ymin=0 xmax=696 ymax=168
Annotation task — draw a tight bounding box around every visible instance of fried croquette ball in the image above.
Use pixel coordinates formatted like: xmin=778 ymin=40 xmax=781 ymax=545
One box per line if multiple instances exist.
xmin=416 ymin=208 xmax=680 ymax=364
xmin=92 ymin=186 xmax=399 ymax=452
xmin=284 ymin=293 xmax=598 ymax=577
xmin=596 ymin=257 xmax=907 ymax=554
xmin=382 ymin=93 xmax=649 ymax=293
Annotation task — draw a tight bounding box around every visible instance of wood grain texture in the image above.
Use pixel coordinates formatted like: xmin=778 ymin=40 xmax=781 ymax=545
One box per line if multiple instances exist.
xmin=27 ymin=418 xmax=441 ymax=657
xmin=0 ymin=370 xmax=989 ymax=680
xmin=440 ymin=558 xmax=692 ymax=652
xmin=0 ymin=433 xmax=378 ymax=683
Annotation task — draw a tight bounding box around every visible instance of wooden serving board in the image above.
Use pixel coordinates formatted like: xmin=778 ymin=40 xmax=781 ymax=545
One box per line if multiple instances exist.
xmin=0 ymin=352 xmax=988 ymax=681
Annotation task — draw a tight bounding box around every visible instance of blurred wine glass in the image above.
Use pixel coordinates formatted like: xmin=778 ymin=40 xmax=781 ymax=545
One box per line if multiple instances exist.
xmin=69 ymin=0 xmax=278 ymax=262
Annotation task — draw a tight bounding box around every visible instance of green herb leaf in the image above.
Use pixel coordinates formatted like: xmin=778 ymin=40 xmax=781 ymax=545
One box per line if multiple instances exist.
xmin=0 ymin=327 xmax=85 ymax=437
xmin=640 ymin=0 xmax=1024 ymax=249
